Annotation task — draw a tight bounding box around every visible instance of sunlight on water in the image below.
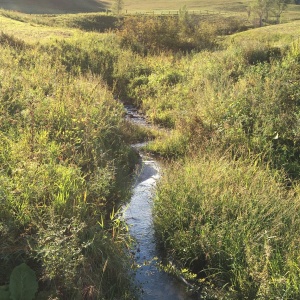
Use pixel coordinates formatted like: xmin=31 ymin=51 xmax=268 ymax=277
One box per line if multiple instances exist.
xmin=123 ymin=104 xmax=198 ymax=299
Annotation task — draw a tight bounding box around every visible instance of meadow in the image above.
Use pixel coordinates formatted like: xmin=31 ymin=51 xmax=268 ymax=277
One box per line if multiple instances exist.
xmin=1 ymin=0 xmax=300 ymax=20
xmin=0 ymin=1 xmax=300 ymax=299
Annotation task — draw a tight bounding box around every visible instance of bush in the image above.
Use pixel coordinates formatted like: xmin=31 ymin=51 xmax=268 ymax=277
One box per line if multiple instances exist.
xmin=117 ymin=16 xmax=217 ymax=54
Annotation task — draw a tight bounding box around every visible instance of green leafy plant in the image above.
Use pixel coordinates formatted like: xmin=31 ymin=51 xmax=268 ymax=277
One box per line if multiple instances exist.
xmin=0 ymin=263 xmax=38 ymax=300
xmin=0 ymin=286 xmax=10 ymax=300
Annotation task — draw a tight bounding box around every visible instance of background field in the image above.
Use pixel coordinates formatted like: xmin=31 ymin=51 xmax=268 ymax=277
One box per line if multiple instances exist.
xmin=0 ymin=0 xmax=299 ymax=21
xmin=0 ymin=0 xmax=109 ymax=13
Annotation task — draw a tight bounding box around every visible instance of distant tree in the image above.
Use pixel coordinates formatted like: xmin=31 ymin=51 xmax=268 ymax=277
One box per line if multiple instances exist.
xmin=246 ymin=4 xmax=252 ymax=19
xmin=250 ymin=0 xmax=290 ymax=26
xmin=272 ymin=0 xmax=290 ymax=23
xmin=112 ymin=0 xmax=124 ymax=15
xmin=178 ymin=5 xmax=192 ymax=35
xmin=251 ymin=0 xmax=272 ymax=26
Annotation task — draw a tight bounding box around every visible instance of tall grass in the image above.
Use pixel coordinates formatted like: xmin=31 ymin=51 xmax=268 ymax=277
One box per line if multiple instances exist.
xmin=0 ymin=32 xmax=138 ymax=299
xmin=154 ymin=154 xmax=300 ymax=298
xmin=123 ymin=34 xmax=300 ymax=177
xmin=109 ymin=15 xmax=300 ymax=298
xmin=1 ymin=9 xmax=300 ymax=299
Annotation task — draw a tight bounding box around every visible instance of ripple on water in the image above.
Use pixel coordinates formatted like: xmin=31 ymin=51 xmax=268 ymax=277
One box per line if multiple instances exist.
xmin=124 ymin=158 xmax=198 ymax=300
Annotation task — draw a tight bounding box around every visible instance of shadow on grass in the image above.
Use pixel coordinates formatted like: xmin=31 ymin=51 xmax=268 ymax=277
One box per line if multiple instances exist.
xmin=0 ymin=0 xmax=110 ymax=14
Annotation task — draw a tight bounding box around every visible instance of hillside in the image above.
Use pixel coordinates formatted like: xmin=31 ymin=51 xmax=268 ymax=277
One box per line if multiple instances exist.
xmin=1 ymin=0 xmax=299 ymax=21
xmin=0 ymin=0 xmax=109 ymax=14
xmin=225 ymin=19 xmax=300 ymax=46
xmin=0 ymin=0 xmax=243 ymax=14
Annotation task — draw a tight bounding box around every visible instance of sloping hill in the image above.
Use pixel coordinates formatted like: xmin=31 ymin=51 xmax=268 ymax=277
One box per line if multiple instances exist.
xmin=225 ymin=20 xmax=300 ymax=47
xmin=0 ymin=0 xmax=110 ymax=14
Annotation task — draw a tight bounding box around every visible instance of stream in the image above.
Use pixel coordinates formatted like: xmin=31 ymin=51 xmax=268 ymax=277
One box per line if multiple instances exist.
xmin=123 ymin=105 xmax=198 ymax=300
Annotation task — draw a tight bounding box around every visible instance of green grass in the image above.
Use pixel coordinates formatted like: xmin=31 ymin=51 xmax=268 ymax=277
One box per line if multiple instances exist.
xmin=154 ymin=155 xmax=300 ymax=299
xmin=0 ymin=13 xmax=138 ymax=299
xmin=0 ymin=9 xmax=120 ymax=32
xmin=0 ymin=0 xmax=248 ymax=13
xmin=0 ymin=13 xmax=77 ymax=42
xmin=1 ymin=4 xmax=300 ymax=299
xmin=108 ymin=12 xmax=300 ymax=298
xmin=225 ymin=19 xmax=300 ymax=46
xmin=1 ymin=0 xmax=300 ymax=20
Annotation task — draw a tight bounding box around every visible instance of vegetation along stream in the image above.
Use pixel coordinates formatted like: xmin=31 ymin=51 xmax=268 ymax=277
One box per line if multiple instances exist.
xmin=123 ymin=105 xmax=197 ymax=300
xmin=2 ymin=5 xmax=300 ymax=299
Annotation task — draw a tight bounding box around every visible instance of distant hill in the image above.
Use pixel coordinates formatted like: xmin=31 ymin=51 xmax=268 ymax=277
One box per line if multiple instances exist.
xmin=0 ymin=0 xmax=110 ymax=14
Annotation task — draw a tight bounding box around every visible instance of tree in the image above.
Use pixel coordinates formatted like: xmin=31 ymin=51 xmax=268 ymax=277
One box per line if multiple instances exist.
xmin=251 ymin=0 xmax=272 ymax=26
xmin=178 ymin=5 xmax=192 ymax=36
xmin=272 ymin=0 xmax=290 ymax=23
xmin=112 ymin=0 xmax=124 ymax=15
xmin=250 ymin=0 xmax=290 ymax=26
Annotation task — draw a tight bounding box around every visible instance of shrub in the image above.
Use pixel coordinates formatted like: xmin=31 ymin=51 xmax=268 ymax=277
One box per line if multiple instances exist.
xmin=117 ymin=16 xmax=217 ymax=54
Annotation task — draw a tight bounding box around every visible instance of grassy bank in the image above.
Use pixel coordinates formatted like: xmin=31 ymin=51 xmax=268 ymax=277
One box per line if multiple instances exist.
xmin=154 ymin=156 xmax=300 ymax=299
xmin=0 ymin=22 xmax=140 ymax=300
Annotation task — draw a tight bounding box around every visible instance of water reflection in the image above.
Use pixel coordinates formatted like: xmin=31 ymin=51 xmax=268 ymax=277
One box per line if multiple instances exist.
xmin=124 ymin=158 xmax=197 ymax=300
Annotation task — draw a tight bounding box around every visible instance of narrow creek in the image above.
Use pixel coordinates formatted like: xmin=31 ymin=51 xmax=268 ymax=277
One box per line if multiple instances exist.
xmin=123 ymin=105 xmax=198 ymax=300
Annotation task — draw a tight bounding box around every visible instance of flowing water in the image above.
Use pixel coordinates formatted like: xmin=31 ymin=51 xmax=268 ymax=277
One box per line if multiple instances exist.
xmin=123 ymin=105 xmax=198 ymax=300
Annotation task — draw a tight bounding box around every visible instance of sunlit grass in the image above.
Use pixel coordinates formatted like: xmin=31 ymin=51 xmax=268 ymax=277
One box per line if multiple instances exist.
xmin=1 ymin=5 xmax=300 ymax=299
xmin=154 ymin=154 xmax=300 ymax=298
xmin=0 ymin=12 xmax=118 ymax=44
xmin=224 ymin=19 xmax=300 ymax=47
xmin=0 ymin=14 xmax=137 ymax=299
xmin=0 ymin=14 xmax=76 ymax=42
xmin=0 ymin=0 xmax=299 ymax=20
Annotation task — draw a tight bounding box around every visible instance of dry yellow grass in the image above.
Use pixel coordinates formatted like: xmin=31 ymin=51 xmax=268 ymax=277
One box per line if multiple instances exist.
xmin=226 ymin=19 xmax=300 ymax=46
xmin=0 ymin=14 xmax=77 ymax=42
xmin=0 ymin=0 xmax=299 ymax=22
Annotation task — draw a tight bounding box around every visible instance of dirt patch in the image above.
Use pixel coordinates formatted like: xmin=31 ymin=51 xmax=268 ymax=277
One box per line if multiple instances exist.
xmin=0 ymin=0 xmax=111 ymax=14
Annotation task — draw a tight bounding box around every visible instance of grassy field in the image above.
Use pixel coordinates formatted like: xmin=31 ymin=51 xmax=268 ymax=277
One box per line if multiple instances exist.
xmin=0 ymin=13 xmax=76 ymax=42
xmin=122 ymin=0 xmax=249 ymax=12
xmin=0 ymin=0 xmax=109 ymax=14
xmin=1 ymin=3 xmax=300 ymax=299
xmin=0 ymin=0 xmax=248 ymax=13
xmin=0 ymin=0 xmax=299 ymax=21
xmin=225 ymin=20 xmax=300 ymax=47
